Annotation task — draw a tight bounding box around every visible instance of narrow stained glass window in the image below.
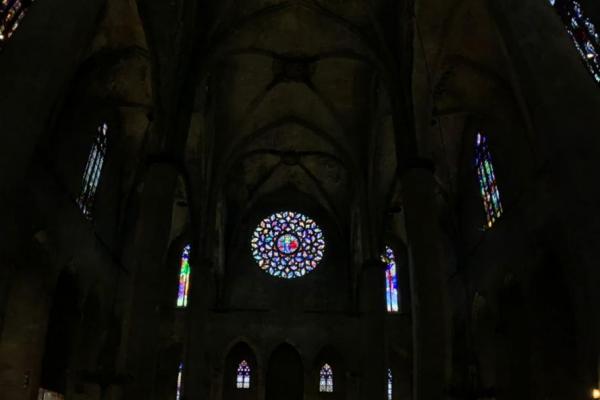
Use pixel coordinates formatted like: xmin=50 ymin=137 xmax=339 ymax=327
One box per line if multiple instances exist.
xmin=381 ymin=246 xmax=399 ymax=313
xmin=319 ymin=363 xmax=334 ymax=393
xmin=0 ymin=0 xmax=34 ymax=49
xmin=176 ymin=363 xmax=183 ymax=400
xmin=236 ymin=360 xmax=251 ymax=389
xmin=177 ymin=244 xmax=191 ymax=308
xmin=474 ymin=132 xmax=503 ymax=229
xmin=77 ymin=123 xmax=108 ymax=219
xmin=549 ymin=0 xmax=600 ymax=83
xmin=387 ymin=369 xmax=393 ymax=400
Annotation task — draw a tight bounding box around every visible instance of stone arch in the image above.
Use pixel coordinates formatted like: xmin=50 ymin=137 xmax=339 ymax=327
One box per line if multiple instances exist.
xmin=266 ymin=343 xmax=304 ymax=400
xmin=313 ymin=345 xmax=346 ymax=399
xmin=223 ymin=341 xmax=259 ymax=400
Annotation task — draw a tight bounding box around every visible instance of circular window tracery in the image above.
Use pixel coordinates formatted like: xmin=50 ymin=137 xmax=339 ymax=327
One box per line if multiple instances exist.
xmin=251 ymin=211 xmax=325 ymax=279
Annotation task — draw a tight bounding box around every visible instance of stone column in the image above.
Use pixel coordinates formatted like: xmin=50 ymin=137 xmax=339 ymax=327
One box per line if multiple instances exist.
xmin=183 ymin=258 xmax=216 ymax=400
xmin=120 ymin=163 xmax=177 ymax=400
xmin=359 ymin=259 xmax=386 ymax=400
xmin=0 ymin=240 xmax=53 ymax=400
xmin=401 ymin=163 xmax=450 ymax=400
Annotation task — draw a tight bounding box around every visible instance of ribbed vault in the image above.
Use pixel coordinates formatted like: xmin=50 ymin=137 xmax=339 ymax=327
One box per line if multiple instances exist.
xmin=183 ymin=0 xmax=400 ymax=239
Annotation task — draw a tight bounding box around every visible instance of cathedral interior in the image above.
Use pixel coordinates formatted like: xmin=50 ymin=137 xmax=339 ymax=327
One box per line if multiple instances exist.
xmin=1 ymin=0 xmax=600 ymax=399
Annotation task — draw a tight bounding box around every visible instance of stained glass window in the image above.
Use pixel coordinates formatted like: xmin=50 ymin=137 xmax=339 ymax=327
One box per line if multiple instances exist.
xmin=474 ymin=132 xmax=503 ymax=228
xmin=381 ymin=246 xmax=399 ymax=313
xmin=251 ymin=211 xmax=325 ymax=279
xmin=236 ymin=360 xmax=251 ymax=389
xmin=77 ymin=123 xmax=108 ymax=219
xmin=387 ymin=369 xmax=393 ymax=400
xmin=176 ymin=363 xmax=183 ymax=400
xmin=319 ymin=363 xmax=334 ymax=393
xmin=177 ymin=244 xmax=191 ymax=308
xmin=0 ymin=0 xmax=34 ymax=49
xmin=549 ymin=0 xmax=600 ymax=83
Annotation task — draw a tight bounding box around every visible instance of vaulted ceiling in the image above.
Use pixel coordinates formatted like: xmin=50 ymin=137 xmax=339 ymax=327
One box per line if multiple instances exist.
xmin=177 ymin=0 xmax=401 ymax=236
xmin=132 ymin=0 xmax=531 ymax=243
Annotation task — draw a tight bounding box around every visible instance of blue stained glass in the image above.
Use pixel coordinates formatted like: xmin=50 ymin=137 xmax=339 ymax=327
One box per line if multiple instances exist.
xmin=77 ymin=123 xmax=108 ymax=219
xmin=319 ymin=364 xmax=334 ymax=393
xmin=236 ymin=360 xmax=251 ymax=389
xmin=549 ymin=0 xmax=600 ymax=83
xmin=251 ymin=211 xmax=325 ymax=279
xmin=381 ymin=246 xmax=399 ymax=313
xmin=176 ymin=363 xmax=183 ymax=400
xmin=474 ymin=132 xmax=503 ymax=228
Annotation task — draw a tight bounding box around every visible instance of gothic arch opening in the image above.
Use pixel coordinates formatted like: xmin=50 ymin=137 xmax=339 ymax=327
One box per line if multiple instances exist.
xmin=223 ymin=342 xmax=258 ymax=400
xmin=314 ymin=345 xmax=346 ymax=399
xmin=266 ymin=343 xmax=304 ymax=400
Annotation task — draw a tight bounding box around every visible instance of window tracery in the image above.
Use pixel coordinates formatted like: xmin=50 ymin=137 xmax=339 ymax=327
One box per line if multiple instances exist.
xmin=236 ymin=360 xmax=251 ymax=389
xmin=549 ymin=0 xmax=600 ymax=82
xmin=251 ymin=211 xmax=325 ymax=279
xmin=474 ymin=132 xmax=503 ymax=228
xmin=77 ymin=123 xmax=108 ymax=219
xmin=319 ymin=363 xmax=334 ymax=393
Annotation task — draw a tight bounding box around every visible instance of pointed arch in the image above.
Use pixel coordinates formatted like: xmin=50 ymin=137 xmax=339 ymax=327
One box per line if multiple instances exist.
xmin=266 ymin=343 xmax=303 ymax=400
xmin=236 ymin=360 xmax=251 ymax=389
xmin=224 ymin=342 xmax=258 ymax=400
xmin=319 ymin=363 xmax=333 ymax=392
xmin=314 ymin=345 xmax=345 ymax=398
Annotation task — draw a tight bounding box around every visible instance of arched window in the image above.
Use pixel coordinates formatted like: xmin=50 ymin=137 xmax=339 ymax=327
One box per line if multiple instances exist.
xmin=236 ymin=360 xmax=251 ymax=389
xmin=474 ymin=132 xmax=503 ymax=228
xmin=387 ymin=369 xmax=393 ymax=400
xmin=176 ymin=363 xmax=183 ymax=400
xmin=549 ymin=0 xmax=600 ymax=83
xmin=77 ymin=123 xmax=108 ymax=219
xmin=381 ymin=246 xmax=399 ymax=313
xmin=177 ymin=244 xmax=191 ymax=308
xmin=319 ymin=363 xmax=334 ymax=393
xmin=0 ymin=0 xmax=34 ymax=49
